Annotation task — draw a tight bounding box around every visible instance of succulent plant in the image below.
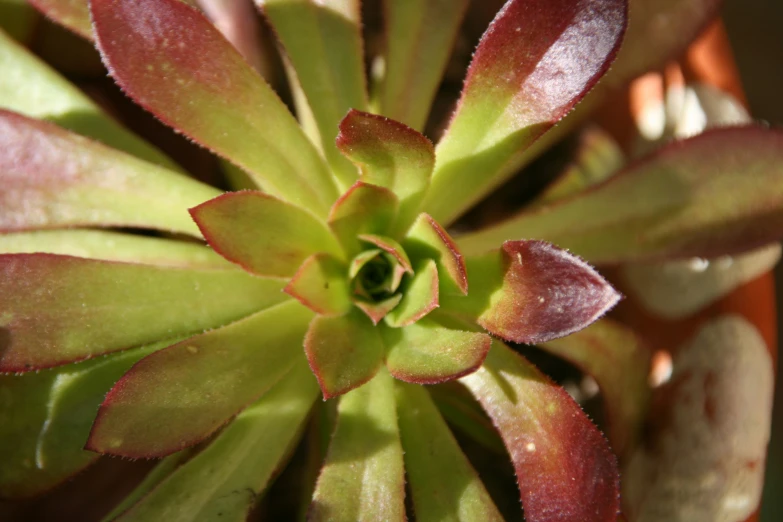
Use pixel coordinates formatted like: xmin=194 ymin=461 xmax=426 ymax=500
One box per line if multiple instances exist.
xmin=0 ymin=0 xmax=781 ymax=521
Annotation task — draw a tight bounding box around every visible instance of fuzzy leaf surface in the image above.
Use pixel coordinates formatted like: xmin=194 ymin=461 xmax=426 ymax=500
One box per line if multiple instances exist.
xmin=458 ymin=127 xmax=783 ymax=263
xmin=376 ymin=0 xmax=469 ymax=131
xmin=0 ymin=341 xmax=171 ymax=498
xmin=0 ymin=29 xmax=179 ymax=169
xmin=258 ymin=0 xmax=366 ymax=187
xmin=113 ymin=359 xmax=318 ymax=521
xmin=0 ymin=110 xmax=217 ymax=235
xmin=541 ymin=319 xmax=650 ymax=456
xmin=309 ymin=370 xmax=406 ymax=522
xmin=88 ymin=300 xmax=313 ymax=458
xmin=190 ymin=191 xmax=343 ymax=278
xmin=337 ymin=110 xmax=435 ymax=234
xmin=460 ymin=342 xmax=620 ymax=522
xmin=442 ymin=241 xmax=620 ymax=344
xmin=90 ymin=0 xmax=338 ymax=216
xmin=425 ymin=0 xmax=627 ymax=225
xmin=328 ymin=182 xmax=399 ymax=256
xmin=305 ymin=311 xmax=384 ymax=399
xmin=396 ymin=382 xmax=503 ymax=522
xmin=404 ymin=213 xmax=467 ymax=296
xmin=0 ymin=254 xmax=287 ymax=371
xmin=385 ymin=259 xmax=439 ymax=327
xmin=382 ymin=320 xmax=490 ymax=384
xmin=0 ymin=230 xmax=230 ymax=269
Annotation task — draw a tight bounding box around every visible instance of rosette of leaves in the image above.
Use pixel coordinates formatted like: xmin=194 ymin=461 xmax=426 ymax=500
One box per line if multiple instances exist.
xmin=1 ymin=0 xmax=783 ymax=521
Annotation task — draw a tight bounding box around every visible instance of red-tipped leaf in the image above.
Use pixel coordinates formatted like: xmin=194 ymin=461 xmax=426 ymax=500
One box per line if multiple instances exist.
xmin=284 ymin=254 xmax=351 ymax=316
xmin=460 ymin=341 xmax=620 ymax=522
xmin=404 ymin=213 xmax=468 ymax=295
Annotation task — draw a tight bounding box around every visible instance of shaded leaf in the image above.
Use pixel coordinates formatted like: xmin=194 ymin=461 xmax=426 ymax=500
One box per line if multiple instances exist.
xmin=337 ymin=110 xmax=435 ymax=233
xmin=113 ymin=359 xmax=318 ymax=521
xmin=358 ymin=234 xmax=413 ymax=274
xmin=396 ymin=382 xmax=503 ymax=522
xmin=27 ymin=0 xmax=92 ymax=40
xmin=90 ymin=0 xmax=338 ymax=216
xmin=353 ymin=293 xmax=403 ymax=326
xmin=190 ymin=191 xmax=343 ymax=278
xmin=0 ymin=2 xmax=37 ymax=43
xmin=258 ymin=0 xmax=366 ymax=187
xmin=382 ymin=320 xmax=490 ymax=385
xmin=87 ymin=300 xmax=313 ymax=458
xmin=375 ymin=0 xmax=469 ymax=131
xmin=442 ymin=241 xmax=620 ymax=344
xmin=328 ymin=181 xmax=399 ymax=256
xmin=541 ymin=319 xmax=651 ymax=456
xmin=460 ymin=341 xmax=620 ymax=522
xmin=424 ymin=0 xmax=627 ymax=225
xmin=304 ymin=311 xmax=384 ymax=399
xmin=285 ymin=254 xmax=352 ymax=316
xmin=404 ymin=213 xmax=467 ymax=295
xmin=385 ymin=259 xmax=439 ymax=327
xmin=309 ymin=370 xmax=406 ymax=521
xmin=0 ymin=22 xmax=179 ymax=169
xmin=0 ymin=110 xmax=217 ymax=235
xmin=0 ymin=254 xmax=287 ymax=371
xmin=0 ymin=229 xmax=231 ymax=269
xmin=0 ymin=340 xmax=173 ymax=498
xmin=458 ymin=127 xmax=783 ymax=263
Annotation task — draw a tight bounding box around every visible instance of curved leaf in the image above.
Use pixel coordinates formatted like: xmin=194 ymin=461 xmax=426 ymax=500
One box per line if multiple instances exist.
xmin=304 ymin=311 xmax=384 ymax=399
xmin=376 ymin=0 xmax=469 ymax=131
xmin=27 ymin=0 xmax=92 ymax=40
xmin=404 ymin=213 xmax=467 ymax=295
xmin=258 ymin=0 xmax=366 ymax=187
xmin=0 ymin=25 xmax=179 ymax=169
xmin=111 ymin=360 xmax=318 ymax=521
xmin=457 ymin=127 xmax=783 ymax=263
xmin=337 ymin=110 xmax=435 ymax=234
xmin=396 ymin=382 xmax=503 ymax=522
xmin=190 ymin=191 xmax=344 ymax=278
xmin=442 ymin=241 xmax=620 ymax=344
xmin=309 ymin=370 xmax=406 ymax=522
xmin=460 ymin=341 xmax=620 ymax=522
xmin=285 ymin=254 xmax=352 ymax=316
xmin=90 ymin=0 xmax=338 ymax=216
xmin=385 ymin=259 xmax=439 ymax=327
xmin=0 ymin=110 xmax=218 ymax=235
xmin=87 ymin=300 xmax=313 ymax=458
xmin=424 ymin=0 xmax=627 ymax=225
xmin=0 ymin=230 xmax=231 ymax=269
xmin=0 ymin=340 xmax=173 ymax=498
xmin=328 ymin=182 xmax=399 ymax=256
xmin=0 ymin=254 xmax=287 ymax=371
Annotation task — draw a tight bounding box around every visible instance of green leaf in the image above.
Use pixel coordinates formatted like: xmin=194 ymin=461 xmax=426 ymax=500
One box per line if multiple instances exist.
xmin=27 ymin=0 xmax=92 ymax=40
xmin=0 ymin=254 xmax=287 ymax=371
xmin=541 ymin=319 xmax=651 ymax=456
xmin=304 ymin=310 xmax=384 ymax=399
xmin=90 ymin=0 xmax=338 ymax=216
xmin=460 ymin=341 xmax=620 ymax=522
xmin=0 ymin=110 xmax=219 ymax=236
xmin=423 ymin=0 xmax=627 ymax=225
xmin=353 ymin=293 xmax=403 ymax=326
xmin=258 ymin=0 xmax=366 ymax=188
xmin=457 ymin=127 xmax=783 ymax=263
xmin=111 ymin=359 xmax=319 ymax=521
xmin=381 ymin=320 xmax=490 ymax=384
xmin=309 ymin=370 xmax=406 ymax=522
xmin=0 ymin=2 xmax=37 ymax=43
xmin=190 ymin=191 xmax=344 ymax=278
xmin=87 ymin=300 xmax=313 ymax=458
xmin=336 ymin=110 xmax=435 ymax=234
xmin=285 ymin=254 xmax=351 ymax=316
xmin=395 ymin=382 xmax=503 ymax=522
xmin=375 ymin=0 xmax=469 ymax=131
xmin=441 ymin=241 xmax=620 ymax=345
xmin=0 ymin=28 xmax=180 ymax=170
xmin=385 ymin=259 xmax=439 ymax=327
xmin=0 ymin=229 xmax=231 ymax=269
xmin=358 ymin=234 xmax=413 ymax=274
xmin=404 ymin=213 xmax=467 ymax=295
xmin=328 ymin=182 xmax=399 ymax=257
xmin=0 ymin=340 xmax=174 ymax=497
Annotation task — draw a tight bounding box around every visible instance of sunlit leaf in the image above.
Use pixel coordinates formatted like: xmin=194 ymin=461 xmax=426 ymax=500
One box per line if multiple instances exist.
xmin=285 ymin=254 xmax=352 ymax=316
xmin=404 ymin=213 xmax=467 ymax=296
xmin=87 ymin=300 xmax=313 ymax=458
xmin=0 ymin=254 xmax=287 ymax=371
xmin=328 ymin=181 xmax=399 ymax=256
xmin=461 ymin=341 xmax=620 ymax=522
xmin=385 ymin=259 xmax=439 ymax=327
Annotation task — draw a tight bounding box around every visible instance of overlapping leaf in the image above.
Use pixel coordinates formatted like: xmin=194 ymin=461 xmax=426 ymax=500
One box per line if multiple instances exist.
xmin=87 ymin=300 xmax=313 ymax=457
